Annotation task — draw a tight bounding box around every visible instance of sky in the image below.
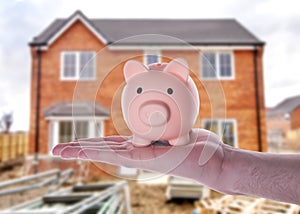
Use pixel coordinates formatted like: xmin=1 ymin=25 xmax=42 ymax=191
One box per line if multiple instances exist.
xmin=0 ymin=0 xmax=300 ymax=131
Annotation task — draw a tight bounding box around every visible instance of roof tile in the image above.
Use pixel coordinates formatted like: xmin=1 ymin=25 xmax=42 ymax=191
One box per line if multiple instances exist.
xmin=30 ymin=10 xmax=264 ymax=46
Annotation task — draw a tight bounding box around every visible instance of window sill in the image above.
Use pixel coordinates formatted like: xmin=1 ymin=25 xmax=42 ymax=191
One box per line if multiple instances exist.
xmin=60 ymin=78 xmax=96 ymax=81
xmin=201 ymin=77 xmax=235 ymax=81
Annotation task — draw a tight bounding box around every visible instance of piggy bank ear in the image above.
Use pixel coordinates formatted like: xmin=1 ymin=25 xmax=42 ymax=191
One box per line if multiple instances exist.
xmin=164 ymin=58 xmax=189 ymax=82
xmin=124 ymin=60 xmax=148 ymax=82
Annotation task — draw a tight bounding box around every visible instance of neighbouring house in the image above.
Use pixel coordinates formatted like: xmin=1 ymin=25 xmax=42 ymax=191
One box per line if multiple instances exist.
xmin=28 ymin=10 xmax=266 ymax=177
xmin=266 ymin=95 xmax=300 ymax=145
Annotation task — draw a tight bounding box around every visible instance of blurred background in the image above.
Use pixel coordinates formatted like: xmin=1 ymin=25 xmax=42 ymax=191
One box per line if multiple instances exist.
xmin=0 ymin=0 xmax=300 ymax=213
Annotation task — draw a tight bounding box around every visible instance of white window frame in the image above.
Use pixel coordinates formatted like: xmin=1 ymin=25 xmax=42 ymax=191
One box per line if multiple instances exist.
xmin=202 ymin=118 xmax=238 ymax=147
xmin=200 ymin=51 xmax=235 ymax=80
xmin=59 ymin=120 xmax=90 ymax=142
xmin=60 ymin=51 xmax=96 ymax=81
xmin=143 ymin=50 xmax=161 ymax=65
xmin=48 ymin=117 xmax=106 ymax=154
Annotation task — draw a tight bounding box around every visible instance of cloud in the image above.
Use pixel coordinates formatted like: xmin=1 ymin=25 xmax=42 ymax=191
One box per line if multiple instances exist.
xmin=0 ymin=0 xmax=60 ymax=130
xmin=0 ymin=0 xmax=300 ymax=129
xmin=235 ymin=0 xmax=300 ymax=107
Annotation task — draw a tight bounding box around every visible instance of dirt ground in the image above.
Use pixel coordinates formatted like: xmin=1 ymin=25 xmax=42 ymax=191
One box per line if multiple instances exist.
xmin=0 ymin=165 xmax=50 ymax=210
xmin=0 ymin=165 xmax=221 ymax=213
xmin=128 ymin=181 xmax=195 ymax=214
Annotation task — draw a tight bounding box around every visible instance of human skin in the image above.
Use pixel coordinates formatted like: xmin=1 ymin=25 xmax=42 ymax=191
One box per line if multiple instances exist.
xmin=52 ymin=128 xmax=300 ymax=205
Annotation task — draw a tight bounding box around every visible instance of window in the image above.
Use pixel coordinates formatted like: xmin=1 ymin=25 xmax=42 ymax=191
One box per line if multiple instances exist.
xmin=59 ymin=121 xmax=89 ymax=143
xmin=201 ymin=52 xmax=234 ymax=79
xmin=202 ymin=119 xmax=237 ymax=147
xmin=61 ymin=51 xmax=95 ymax=80
xmin=48 ymin=119 xmax=105 ymax=153
xmin=144 ymin=50 xmax=161 ymax=65
xmin=284 ymin=113 xmax=290 ymax=121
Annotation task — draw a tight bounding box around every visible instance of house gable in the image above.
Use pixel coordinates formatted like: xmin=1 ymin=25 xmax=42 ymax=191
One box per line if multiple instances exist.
xmin=50 ymin=19 xmax=105 ymax=50
xmin=31 ymin=10 xmax=108 ymax=48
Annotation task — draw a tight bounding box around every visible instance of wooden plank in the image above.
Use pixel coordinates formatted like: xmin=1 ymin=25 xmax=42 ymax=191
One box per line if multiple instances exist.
xmin=0 ymin=135 xmax=3 ymax=161
xmin=167 ymin=176 xmax=210 ymax=200
xmin=73 ymin=183 xmax=114 ymax=192
xmin=0 ymin=133 xmax=28 ymax=164
xmin=2 ymin=134 xmax=10 ymax=161
xmin=11 ymin=134 xmax=17 ymax=159
xmin=16 ymin=133 xmax=22 ymax=157
xmin=168 ymin=186 xmax=203 ymax=199
xmin=254 ymin=200 xmax=300 ymax=214
xmin=196 ymin=195 xmax=300 ymax=214
xmin=24 ymin=133 xmax=29 ymax=156
xmin=43 ymin=194 xmax=92 ymax=203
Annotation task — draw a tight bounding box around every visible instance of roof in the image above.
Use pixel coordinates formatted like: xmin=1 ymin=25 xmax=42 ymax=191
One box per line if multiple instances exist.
xmin=30 ymin=10 xmax=264 ymax=47
xmin=267 ymin=95 xmax=300 ymax=117
xmin=43 ymin=102 xmax=110 ymax=117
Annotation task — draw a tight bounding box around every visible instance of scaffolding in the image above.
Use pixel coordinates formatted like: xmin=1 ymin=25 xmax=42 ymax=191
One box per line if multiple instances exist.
xmin=0 ymin=169 xmax=131 ymax=214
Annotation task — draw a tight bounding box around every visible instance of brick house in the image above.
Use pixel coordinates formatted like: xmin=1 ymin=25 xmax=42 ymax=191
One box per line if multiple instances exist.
xmin=266 ymin=95 xmax=300 ymax=144
xmin=28 ymin=11 xmax=266 ymax=175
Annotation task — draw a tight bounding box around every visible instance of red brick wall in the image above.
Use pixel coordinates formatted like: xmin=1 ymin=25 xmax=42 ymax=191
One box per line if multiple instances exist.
xmin=29 ymin=20 xmax=142 ymax=154
xmin=266 ymin=114 xmax=291 ymax=134
xmin=25 ymin=157 xmax=117 ymax=181
xmin=291 ymin=107 xmax=300 ymax=129
xmin=162 ymin=50 xmax=267 ymax=151
xmin=29 ymin=20 xmax=267 ymax=157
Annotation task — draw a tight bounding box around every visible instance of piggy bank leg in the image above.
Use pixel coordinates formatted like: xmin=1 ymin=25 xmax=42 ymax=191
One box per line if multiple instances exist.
xmin=169 ymin=134 xmax=190 ymax=146
xmin=132 ymin=135 xmax=152 ymax=147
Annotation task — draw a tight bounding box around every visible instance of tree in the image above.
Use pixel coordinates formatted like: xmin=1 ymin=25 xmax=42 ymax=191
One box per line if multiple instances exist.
xmin=0 ymin=112 xmax=13 ymax=133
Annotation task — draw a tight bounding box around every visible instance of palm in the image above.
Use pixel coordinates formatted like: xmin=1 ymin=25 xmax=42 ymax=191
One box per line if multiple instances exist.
xmin=52 ymin=129 xmax=226 ymax=190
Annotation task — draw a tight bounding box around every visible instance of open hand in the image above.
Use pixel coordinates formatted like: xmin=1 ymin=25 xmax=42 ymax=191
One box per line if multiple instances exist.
xmin=52 ymin=129 xmax=232 ymax=193
xmin=52 ymin=128 xmax=300 ymax=205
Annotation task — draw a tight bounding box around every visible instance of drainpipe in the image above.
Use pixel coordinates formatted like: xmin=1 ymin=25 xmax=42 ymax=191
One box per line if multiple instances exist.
xmin=253 ymin=46 xmax=263 ymax=152
xmin=34 ymin=47 xmax=42 ymax=173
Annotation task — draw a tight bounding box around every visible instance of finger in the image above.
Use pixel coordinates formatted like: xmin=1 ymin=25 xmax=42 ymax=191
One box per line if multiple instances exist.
xmin=76 ymin=144 xmax=177 ymax=171
xmin=60 ymin=146 xmax=82 ymax=159
xmin=59 ymin=145 xmax=130 ymax=159
xmin=76 ymin=140 xmax=127 ymax=147
xmin=77 ymin=136 xmax=131 ymax=142
xmin=55 ymin=141 xmax=134 ymax=158
xmin=52 ymin=143 xmax=74 ymax=156
xmin=52 ymin=138 xmax=130 ymax=156
xmin=77 ymin=148 xmax=140 ymax=169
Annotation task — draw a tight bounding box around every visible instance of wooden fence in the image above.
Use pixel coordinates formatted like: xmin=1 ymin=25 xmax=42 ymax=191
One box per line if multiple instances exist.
xmin=286 ymin=128 xmax=300 ymax=142
xmin=0 ymin=132 xmax=28 ymax=167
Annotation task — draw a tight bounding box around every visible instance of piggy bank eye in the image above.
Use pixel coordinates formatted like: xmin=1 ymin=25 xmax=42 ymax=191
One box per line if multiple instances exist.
xmin=167 ymin=88 xmax=173 ymax=95
xmin=137 ymin=87 xmax=143 ymax=94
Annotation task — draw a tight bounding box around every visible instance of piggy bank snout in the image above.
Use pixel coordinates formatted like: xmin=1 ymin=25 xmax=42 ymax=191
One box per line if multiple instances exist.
xmin=139 ymin=102 xmax=170 ymax=127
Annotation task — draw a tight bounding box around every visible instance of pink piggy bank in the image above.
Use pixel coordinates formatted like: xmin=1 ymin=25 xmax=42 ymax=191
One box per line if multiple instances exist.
xmin=121 ymin=58 xmax=199 ymax=147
